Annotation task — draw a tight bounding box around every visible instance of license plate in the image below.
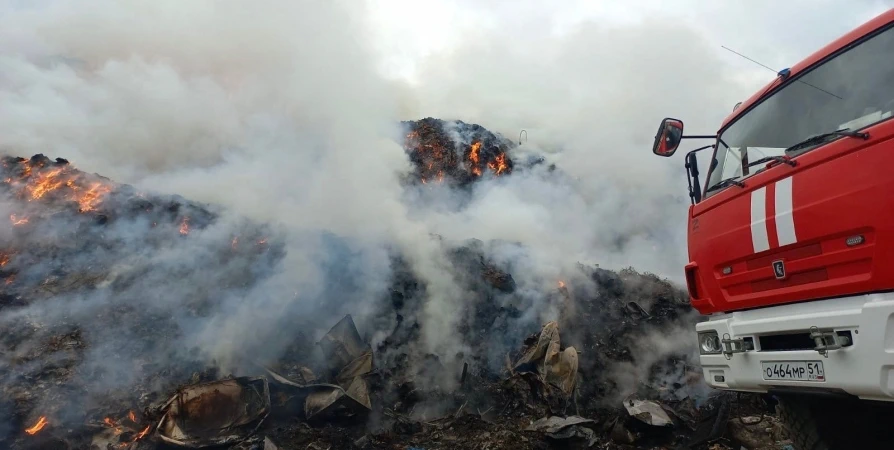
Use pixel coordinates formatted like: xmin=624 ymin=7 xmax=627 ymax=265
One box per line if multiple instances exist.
xmin=761 ymin=361 xmax=825 ymax=381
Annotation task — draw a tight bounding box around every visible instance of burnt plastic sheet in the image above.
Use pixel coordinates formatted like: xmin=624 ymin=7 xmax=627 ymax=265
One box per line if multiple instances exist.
xmin=526 ymin=416 xmax=598 ymax=447
xmin=156 ymin=376 xmax=270 ymax=448
xmin=513 ymin=321 xmax=578 ymax=397
xmin=261 ymin=315 xmax=374 ymax=421
xmin=624 ymin=396 xmax=674 ymax=427
xmin=318 ymin=315 xmax=371 ymax=374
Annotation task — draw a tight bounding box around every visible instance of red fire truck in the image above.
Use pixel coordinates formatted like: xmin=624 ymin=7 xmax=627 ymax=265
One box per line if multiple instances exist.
xmin=652 ymin=9 xmax=894 ymax=449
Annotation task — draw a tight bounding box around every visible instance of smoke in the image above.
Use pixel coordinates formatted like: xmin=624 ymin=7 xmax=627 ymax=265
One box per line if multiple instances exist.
xmin=395 ymin=18 xmax=752 ymax=280
xmin=387 ymin=0 xmax=892 ymax=280
xmin=0 ymin=0 xmax=410 ymax=343
xmin=607 ymin=315 xmax=709 ymax=404
xmin=0 ymin=6 xmax=526 ymax=430
xmin=1 ymin=2 xmax=884 ymax=438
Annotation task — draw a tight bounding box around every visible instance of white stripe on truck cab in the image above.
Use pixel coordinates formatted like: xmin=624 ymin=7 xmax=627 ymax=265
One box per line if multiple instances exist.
xmin=750 ymin=186 xmax=770 ymax=253
xmin=774 ymin=176 xmax=797 ymax=247
xmin=748 ymin=177 xmax=798 ymax=254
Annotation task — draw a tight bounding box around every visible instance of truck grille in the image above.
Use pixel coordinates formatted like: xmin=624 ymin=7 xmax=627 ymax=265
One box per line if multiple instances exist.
xmin=758 ymin=330 xmax=853 ymax=351
xmin=751 ymin=268 xmax=828 ymax=292
xmin=745 ymin=243 xmax=822 ymax=270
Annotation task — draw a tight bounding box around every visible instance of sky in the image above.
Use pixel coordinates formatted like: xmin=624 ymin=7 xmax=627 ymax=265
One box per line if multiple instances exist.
xmin=368 ymin=0 xmax=890 ymax=86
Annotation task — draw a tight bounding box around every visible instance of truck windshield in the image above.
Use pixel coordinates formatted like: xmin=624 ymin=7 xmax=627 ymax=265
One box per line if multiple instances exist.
xmin=705 ymin=24 xmax=894 ymax=196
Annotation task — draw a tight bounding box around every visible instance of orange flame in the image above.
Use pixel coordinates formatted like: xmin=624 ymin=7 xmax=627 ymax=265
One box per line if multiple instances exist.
xmin=470 ymin=142 xmax=481 ymax=164
xmin=558 ymin=280 xmax=566 ymax=288
xmin=27 ymin=168 xmax=65 ymax=200
xmin=258 ymin=238 xmax=268 ymax=245
xmin=231 ymin=237 xmax=239 ymax=249
xmin=73 ymin=182 xmax=112 ymax=212
xmin=437 ymin=170 xmax=444 ymax=183
xmin=469 ymin=142 xmax=482 ymax=176
xmin=133 ymin=424 xmax=151 ymax=440
xmin=5 ymin=275 xmax=14 ymax=286
xmin=100 ymin=412 xmax=151 ymax=447
xmin=179 ymin=217 xmax=190 ymax=235
xmin=0 ymin=254 xmax=9 ymax=267
xmin=102 ymin=417 xmax=127 ymax=437
xmin=25 ymin=416 xmax=48 ymax=435
xmin=488 ymin=153 xmax=508 ymax=175
xmin=10 ymin=161 xmax=113 ymax=213
xmin=10 ymin=214 xmax=28 ymax=226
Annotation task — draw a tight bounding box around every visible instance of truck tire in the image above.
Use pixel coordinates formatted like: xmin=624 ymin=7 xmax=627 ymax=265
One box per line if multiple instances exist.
xmin=776 ymin=395 xmax=894 ymax=450
xmin=776 ymin=396 xmax=829 ymax=450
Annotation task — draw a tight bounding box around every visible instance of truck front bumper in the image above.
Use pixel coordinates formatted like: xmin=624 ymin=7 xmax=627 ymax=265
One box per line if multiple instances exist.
xmin=699 ymin=292 xmax=894 ymax=402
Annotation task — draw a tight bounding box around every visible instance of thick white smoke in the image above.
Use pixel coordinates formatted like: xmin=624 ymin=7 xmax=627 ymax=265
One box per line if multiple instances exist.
xmin=1 ymin=2 xmax=887 ymax=433
xmin=0 ymin=0 xmax=438 ymax=362
xmin=396 ymin=20 xmax=751 ymax=281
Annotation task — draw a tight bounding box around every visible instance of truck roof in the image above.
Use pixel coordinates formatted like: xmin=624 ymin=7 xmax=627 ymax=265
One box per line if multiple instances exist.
xmin=719 ymin=8 xmax=894 ymax=131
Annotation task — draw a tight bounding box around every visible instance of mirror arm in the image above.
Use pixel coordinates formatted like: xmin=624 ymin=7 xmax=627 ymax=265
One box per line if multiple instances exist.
xmin=684 ymin=145 xmax=714 ymax=204
xmin=684 ymin=155 xmax=696 ymax=204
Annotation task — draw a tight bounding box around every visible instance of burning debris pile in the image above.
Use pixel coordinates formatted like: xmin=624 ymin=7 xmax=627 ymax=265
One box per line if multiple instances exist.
xmin=0 ymin=154 xmax=280 ymax=292
xmin=0 ymin=154 xmax=283 ymax=450
xmin=1 ymin=147 xmax=784 ymax=449
xmin=401 ymin=118 xmax=514 ymax=185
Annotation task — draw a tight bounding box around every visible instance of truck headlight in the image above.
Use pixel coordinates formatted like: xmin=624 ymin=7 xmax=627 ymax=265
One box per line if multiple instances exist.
xmin=698 ymin=331 xmax=722 ymax=355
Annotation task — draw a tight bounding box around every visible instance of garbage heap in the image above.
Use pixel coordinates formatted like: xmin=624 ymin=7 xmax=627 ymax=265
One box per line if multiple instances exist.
xmin=1 ymin=149 xmax=789 ymax=450
xmin=401 ymin=118 xmax=514 ymax=186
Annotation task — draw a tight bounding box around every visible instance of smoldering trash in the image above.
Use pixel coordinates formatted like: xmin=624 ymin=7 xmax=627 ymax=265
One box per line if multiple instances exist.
xmin=0 ymin=120 xmax=788 ymax=450
xmin=156 ymin=377 xmax=271 ymax=447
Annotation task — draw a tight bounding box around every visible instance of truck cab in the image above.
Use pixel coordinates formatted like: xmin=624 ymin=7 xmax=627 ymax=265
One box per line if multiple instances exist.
xmin=653 ymin=9 xmax=894 ymax=449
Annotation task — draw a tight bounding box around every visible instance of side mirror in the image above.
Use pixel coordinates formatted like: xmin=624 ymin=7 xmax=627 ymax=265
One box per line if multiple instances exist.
xmin=652 ymin=118 xmax=684 ymax=157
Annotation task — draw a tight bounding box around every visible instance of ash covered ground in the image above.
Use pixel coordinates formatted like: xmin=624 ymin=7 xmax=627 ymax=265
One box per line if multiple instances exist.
xmin=1 ymin=120 xmax=787 ymax=450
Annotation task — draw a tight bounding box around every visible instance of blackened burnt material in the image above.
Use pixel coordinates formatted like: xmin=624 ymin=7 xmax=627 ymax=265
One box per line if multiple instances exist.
xmin=401 ymin=118 xmax=514 ymax=186
xmin=0 ymin=153 xmax=781 ymax=450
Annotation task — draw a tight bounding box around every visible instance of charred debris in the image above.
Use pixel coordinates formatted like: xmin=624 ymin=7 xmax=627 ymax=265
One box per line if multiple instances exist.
xmin=2 ymin=123 xmax=783 ymax=449
xmin=402 ymin=118 xmax=526 ymax=186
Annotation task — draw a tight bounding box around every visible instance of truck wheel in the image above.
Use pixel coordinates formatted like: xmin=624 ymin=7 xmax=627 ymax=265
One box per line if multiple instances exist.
xmin=776 ymin=395 xmax=894 ymax=450
xmin=776 ymin=396 xmax=829 ymax=450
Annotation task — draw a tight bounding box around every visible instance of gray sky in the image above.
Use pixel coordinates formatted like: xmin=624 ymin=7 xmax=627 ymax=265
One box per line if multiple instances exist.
xmin=369 ymin=0 xmax=890 ymax=86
